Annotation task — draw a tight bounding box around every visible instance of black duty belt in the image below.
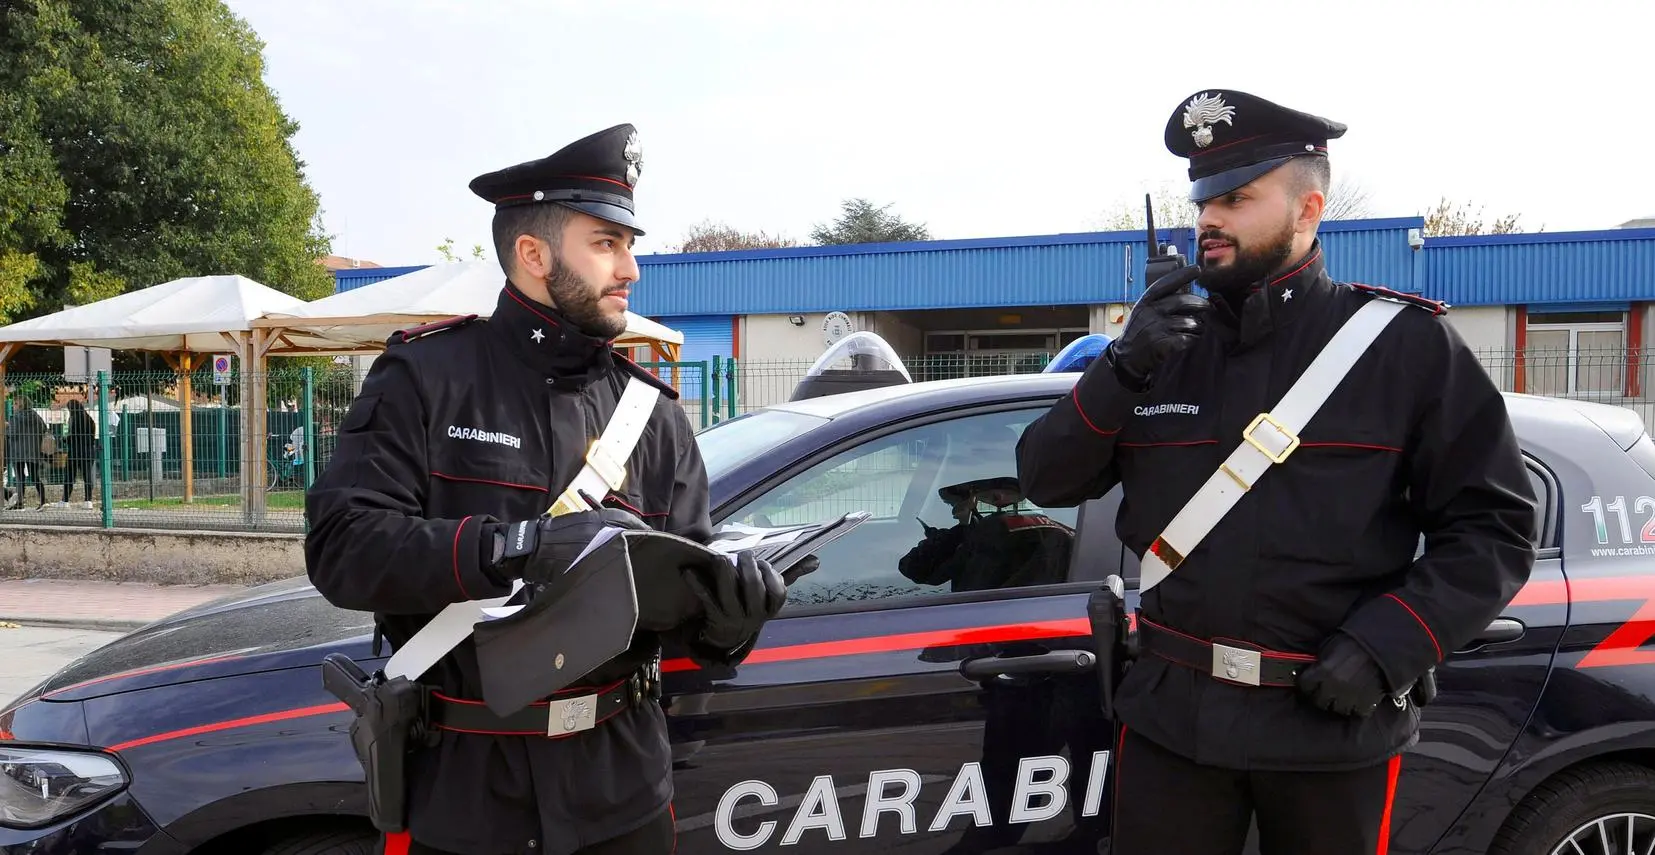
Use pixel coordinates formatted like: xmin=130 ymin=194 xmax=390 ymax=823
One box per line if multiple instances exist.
xmin=427 ymin=664 xmax=660 ymax=738
xmin=1137 ymin=618 xmax=1314 ymax=688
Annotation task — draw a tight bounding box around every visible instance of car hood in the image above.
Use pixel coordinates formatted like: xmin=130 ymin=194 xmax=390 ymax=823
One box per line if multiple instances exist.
xmin=28 ymin=576 xmax=378 ymax=703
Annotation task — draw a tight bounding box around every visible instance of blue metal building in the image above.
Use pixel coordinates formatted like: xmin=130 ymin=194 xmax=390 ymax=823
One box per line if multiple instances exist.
xmin=331 ymin=218 xmax=1655 ymax=403
xmin=622 ymin=218 xmax=1655 ymax=313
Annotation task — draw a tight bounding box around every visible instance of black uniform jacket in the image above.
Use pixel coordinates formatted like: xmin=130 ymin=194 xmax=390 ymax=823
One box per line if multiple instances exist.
xmin=1016 ymin=243 xmax=1538 ymax=771
xmin=898 ymin=512 xmax=1075 ymax=593
xmin=305 ymin=282 xmax=711 ymax=854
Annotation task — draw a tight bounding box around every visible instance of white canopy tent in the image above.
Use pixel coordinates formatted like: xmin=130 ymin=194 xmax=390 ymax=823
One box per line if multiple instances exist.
xmin=0 ymin=274 xmax=326 ymax=510
xmin=252 ymin=260 xmax=685 ymax=362
xmin=0 ymin=274 xmax=307 ymax=353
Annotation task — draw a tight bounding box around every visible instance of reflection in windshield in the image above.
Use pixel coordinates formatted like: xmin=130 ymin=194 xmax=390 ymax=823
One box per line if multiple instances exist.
xmin=694 ymin=410 xmax=829 ymax=481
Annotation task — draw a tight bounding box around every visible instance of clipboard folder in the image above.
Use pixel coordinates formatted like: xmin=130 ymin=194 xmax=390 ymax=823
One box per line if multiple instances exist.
xmin=471 ymin=511 xmax=870 ymax=716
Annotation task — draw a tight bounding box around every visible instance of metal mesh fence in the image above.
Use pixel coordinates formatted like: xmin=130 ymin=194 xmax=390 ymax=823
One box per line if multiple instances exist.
xmin=2 ymin=346 xmax=1647 ymax=533
xmin=733 ymin=353 xmax=1054 ymax=412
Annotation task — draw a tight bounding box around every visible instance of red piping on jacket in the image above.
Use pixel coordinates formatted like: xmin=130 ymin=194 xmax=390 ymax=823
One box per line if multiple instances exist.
xmin=432 ymin=471 xmax=549 ymax=493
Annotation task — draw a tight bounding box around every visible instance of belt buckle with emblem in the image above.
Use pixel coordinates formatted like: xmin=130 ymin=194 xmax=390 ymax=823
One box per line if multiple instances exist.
xmin=546 ymin=693 xmax=597 ymax=736
xmin=1211 ymin=642 xmax=1261 ymax=687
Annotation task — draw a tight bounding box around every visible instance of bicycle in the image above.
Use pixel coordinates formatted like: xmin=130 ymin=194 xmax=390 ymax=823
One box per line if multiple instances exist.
xmin=267 ymin=435 xmax=304 ymax=492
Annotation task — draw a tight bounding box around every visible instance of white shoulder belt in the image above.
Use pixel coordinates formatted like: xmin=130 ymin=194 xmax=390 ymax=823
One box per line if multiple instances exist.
xmin=1138 ymin=298 xmax=1408 ymax=593
xmin=383 ymin=376 xmax=661 ymax=681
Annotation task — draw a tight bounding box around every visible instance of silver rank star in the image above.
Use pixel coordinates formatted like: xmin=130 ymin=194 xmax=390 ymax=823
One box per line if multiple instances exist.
xmin=530 ymin=328 xmax=545 ymax=343
xmin=1281 ymin=289 xmax=1293 ymax=302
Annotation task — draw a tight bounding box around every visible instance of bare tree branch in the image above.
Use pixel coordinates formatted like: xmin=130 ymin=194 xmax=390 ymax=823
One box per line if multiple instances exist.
xmin=666 ymin=219 xmax=799 ymax=253
xmin=1097 ymin=171 xmax=1376 ymax=231
xmin=1419 ymin=197 xmax=1530 ymax=236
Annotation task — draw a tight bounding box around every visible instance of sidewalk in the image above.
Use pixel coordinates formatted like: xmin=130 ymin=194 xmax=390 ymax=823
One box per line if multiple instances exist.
xmin=0 ymin=579 xmax=250 ymax=632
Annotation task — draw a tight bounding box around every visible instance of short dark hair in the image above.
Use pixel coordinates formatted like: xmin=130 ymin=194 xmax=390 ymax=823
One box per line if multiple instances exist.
xmin=1285 ymin=154 xmax=1330 ymax=199
xmin=491 ymin=203 xmax=575 ymax=275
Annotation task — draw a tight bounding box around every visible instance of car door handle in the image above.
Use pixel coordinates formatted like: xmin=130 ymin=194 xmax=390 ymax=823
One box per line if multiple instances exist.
xmin=960 ymin=650 xmax=1096 ymax=680
xmin=1462 ymin=617 xmax=1525 ymax=650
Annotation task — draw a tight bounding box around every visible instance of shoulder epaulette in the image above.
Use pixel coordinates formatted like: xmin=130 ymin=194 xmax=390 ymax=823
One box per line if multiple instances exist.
xmin=385 ymin=314 xmax=479 ymax=347
xmin=612 ymin=351 xmax=682 ymax=401
xmin=1347 ymin=283 xmax=1448 ymax=316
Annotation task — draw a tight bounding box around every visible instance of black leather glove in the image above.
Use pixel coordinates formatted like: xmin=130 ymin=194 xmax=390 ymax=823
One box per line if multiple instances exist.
xmin=684 ymin=550 xmax=786 ymax=653
xmin=782 ymin=554 xmax=821 ymax=586
xmin=1106 ymin=264 xmax=1208 ymax=389
xmin=1296 ymin=633 xmax=1391 ymax=718
xmin=481 ymin=506 xmax=652 ymax=585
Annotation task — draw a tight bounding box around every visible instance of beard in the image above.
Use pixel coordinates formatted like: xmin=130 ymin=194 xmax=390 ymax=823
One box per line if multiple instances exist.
xmin=543 ymin=255 xmax=628 ymax=340
xmin=1197 ymin=216 xmax=1297 ymax=295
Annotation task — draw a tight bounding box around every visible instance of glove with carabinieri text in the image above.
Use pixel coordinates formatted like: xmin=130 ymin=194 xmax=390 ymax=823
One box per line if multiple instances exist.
xmin=683 ymin=550 xmax=787 ymax=665
xmin=479 ymin=507 xmax=652 ymax=586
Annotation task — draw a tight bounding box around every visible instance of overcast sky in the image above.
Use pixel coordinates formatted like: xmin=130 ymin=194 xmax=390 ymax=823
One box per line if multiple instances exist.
xmin=225 ymin=0 xmax=1652 ymax=267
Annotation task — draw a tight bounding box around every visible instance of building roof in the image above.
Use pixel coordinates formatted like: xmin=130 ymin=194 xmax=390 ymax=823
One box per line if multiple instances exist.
xmin=330 ymin=218 xmax=1655 ymax=314
xmin=318 ymin=255 xmax=384 ymax=271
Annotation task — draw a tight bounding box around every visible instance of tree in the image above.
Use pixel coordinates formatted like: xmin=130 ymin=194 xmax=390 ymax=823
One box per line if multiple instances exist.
xmin=809 ymin=198 xmax=931 ymax=245
xmin=1420 ymin=197 xmax=1527 ymax=236
xmin=436 ymin=237 xmax=486 ymax=262
xmin=0 ymin=0 xmax=336 ymax=372
xmin=1097 ymin=174 xmax=1377 ymax=232
xmin=666 ymin=220 xmax=798 ymax=253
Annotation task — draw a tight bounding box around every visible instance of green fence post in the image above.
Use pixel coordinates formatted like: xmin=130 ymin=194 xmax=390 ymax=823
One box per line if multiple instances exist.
xmin=302 ymin=367 xmax=315 ymax=489
xmin=216 ymin=404 xmax=225 ymax=479
xmin=710 ymin=356 xmax=722 ymax=425
xmin=726 ymin=359 xmax=738 ymax=418
xmin=302 ymin=367 xmax=314 ymax=532
xmin=97 ymin=371 xmax=113 ymax=528
xmin=696 ymin=361 xmax=709 ymax=430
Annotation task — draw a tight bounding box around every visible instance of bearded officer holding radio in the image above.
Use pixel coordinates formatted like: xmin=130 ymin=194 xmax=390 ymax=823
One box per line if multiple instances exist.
xmin=1016 ymin=91 xmax=1537 ymax=854
xmin=306 ymin=124 xmax=789 ymax=855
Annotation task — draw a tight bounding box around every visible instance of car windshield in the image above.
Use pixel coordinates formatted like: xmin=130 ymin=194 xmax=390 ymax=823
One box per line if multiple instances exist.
xmin=695 ymin=409 xmax=830 ymax=481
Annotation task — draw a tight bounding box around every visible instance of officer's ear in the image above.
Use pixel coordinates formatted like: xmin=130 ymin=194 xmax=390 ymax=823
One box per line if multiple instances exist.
xmin=1285 ymin=156 xmax=1328 ymax=235
xmin=512 ymin=232 xmax=557 ymax=281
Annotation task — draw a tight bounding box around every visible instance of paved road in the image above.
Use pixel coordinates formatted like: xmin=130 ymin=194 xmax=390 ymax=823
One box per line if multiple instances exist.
xmin=0 ymin=625 xmax=122 ymax=706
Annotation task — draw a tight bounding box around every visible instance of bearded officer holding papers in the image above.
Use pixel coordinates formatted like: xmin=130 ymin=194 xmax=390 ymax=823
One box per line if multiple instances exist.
xmin=1016 ymin=91 xmax=1537 ymax=854
xmin=305 ymin=123 xmax=796 ymax=855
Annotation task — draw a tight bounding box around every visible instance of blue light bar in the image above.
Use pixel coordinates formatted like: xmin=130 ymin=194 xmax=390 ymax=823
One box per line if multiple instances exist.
xmin=1043 ymin=333 xmax=1113 ymax=373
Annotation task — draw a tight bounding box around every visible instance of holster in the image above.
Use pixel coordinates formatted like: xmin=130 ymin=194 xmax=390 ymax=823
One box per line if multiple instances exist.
xmin=1406 ymin=665 xmax=1439 ymax=707
xmin=1085 ymin=575 xmax=1136 ymax=720
xmin=322 ymin=652 xmax=434 ymax=834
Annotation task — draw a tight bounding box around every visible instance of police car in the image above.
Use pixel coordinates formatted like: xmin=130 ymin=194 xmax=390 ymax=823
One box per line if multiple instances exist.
xmin=5 ymin=332 xmax=1655 ymax=855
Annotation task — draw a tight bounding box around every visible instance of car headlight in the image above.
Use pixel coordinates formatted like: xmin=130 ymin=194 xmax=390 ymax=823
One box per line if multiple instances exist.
xmin=0 ymin=747 xmax=129 ymax=829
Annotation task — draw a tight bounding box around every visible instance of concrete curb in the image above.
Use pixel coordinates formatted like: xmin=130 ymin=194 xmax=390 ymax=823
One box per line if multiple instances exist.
xmin=0 ymin=523 xmax=304 ymax=587
xmin=0 ymin=615 xmax=149 ymax=633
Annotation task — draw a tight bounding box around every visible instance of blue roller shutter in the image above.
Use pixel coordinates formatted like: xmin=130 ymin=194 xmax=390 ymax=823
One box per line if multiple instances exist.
xmin=654 ymin=315 xmax=733 ymax=400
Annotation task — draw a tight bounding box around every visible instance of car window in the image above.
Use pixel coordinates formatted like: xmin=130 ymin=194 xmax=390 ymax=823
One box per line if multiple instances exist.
xmin=722 ymin=408 xmax=1080 ymax=607
xmin=695 ymin=409 xmax=830 ymax=481
xmin=1526 ymin=464 xmax=1550 ymax=547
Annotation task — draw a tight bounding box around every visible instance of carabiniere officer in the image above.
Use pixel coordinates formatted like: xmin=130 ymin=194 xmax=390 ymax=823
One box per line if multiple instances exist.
xmin=306 ymin=124 xmax=787 ymax=855
xmin=1016 ymin=90 xmax=1538 ymax=854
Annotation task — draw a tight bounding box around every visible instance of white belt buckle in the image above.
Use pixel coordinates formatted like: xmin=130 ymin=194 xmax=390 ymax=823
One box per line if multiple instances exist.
xmin=1212 ymin=643 xmax=1262 ymax=687
xmin=546 ymin=694 xmax=598 ymax=735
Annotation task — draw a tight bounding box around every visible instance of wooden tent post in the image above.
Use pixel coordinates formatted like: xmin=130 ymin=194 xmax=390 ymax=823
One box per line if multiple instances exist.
xmin=178 ymin=353 xmax=194 ymax=503
xmin=235 ymin=332 xmax=255 ymax=524
xmin=245 ymin=327 xmax=282 ymax=525
xmin=159 ymin=352 xmax=196 ymax=503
